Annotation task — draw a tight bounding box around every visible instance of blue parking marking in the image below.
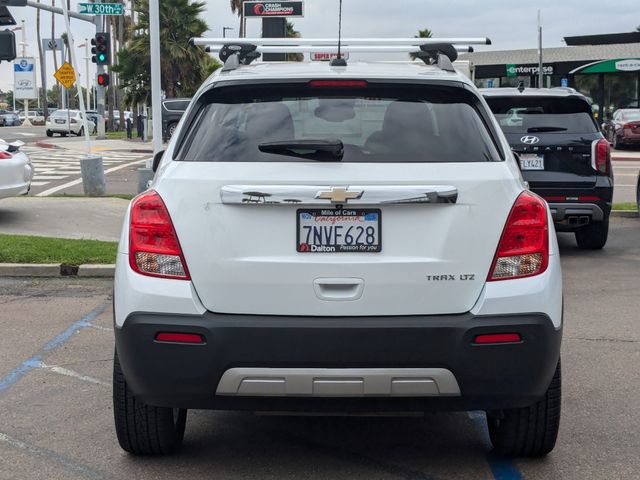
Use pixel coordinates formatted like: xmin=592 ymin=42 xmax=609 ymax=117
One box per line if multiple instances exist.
xmin=0 ymin=302 xmax=109 ymax=394
xmin=468 ymin=411 xmax=523 ymax=480
xmin=0 ymin=356 xmax=42 ymax=394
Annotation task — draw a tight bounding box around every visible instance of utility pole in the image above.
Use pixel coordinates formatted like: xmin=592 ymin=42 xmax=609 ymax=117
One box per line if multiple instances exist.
xmin=537 ymin=9 xmax=543 ymax=89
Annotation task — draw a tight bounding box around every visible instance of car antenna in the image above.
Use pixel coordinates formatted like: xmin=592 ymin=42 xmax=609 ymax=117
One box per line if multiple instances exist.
xmin=330 ymin=0 xmax=347 ymax=67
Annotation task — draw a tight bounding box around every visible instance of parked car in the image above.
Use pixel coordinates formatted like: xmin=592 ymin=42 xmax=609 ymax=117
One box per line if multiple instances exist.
xmin=45 ymin=109 xmax=96 ymax=137
xmin=17 ymin=110 xmax=45 ymax=125
xmin=0 ymin=110 xmax=21 ymax=127
xmin=602 ymin=108 xmax=640 ymax=150
xmin=114 ymin=49 xmax=563 ymax=458
xmin=0 ymin=139 xmax=33 ymax=199
xmin=161 ymin=98 xmax=190 ymax=140
xmin=482 ymin=87 xmax=613 ymax=249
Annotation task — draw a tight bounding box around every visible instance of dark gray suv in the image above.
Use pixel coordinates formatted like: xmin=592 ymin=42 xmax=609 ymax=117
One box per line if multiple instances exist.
xmin=162 ymin=98 xmax=190 ymax=141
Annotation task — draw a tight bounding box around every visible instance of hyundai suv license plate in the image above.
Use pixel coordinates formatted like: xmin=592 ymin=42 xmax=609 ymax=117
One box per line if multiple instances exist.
xmin=297 ymin=209 xmax=381 ymax=253
xmin=519 ymin=154 xmax=544 ymax=170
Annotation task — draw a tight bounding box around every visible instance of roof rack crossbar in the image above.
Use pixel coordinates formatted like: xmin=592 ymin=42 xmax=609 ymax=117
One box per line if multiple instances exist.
xmin=205 ymin=45 xmax=475 ymax=55
xmin=192 ymin=37 xmax=492 ymax=46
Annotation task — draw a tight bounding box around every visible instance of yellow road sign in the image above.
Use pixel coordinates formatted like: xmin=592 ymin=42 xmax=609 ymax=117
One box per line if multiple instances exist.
xmin=54 ymin=62 xmax=76 ymax=89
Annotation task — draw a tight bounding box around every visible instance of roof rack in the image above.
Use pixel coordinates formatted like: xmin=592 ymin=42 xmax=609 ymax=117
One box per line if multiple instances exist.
xmin=193 ymin=37 xmax=491 ymax=71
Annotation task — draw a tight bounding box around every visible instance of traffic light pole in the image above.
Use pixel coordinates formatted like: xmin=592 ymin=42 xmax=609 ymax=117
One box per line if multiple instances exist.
xmin=94 ymin=12 xmax=106 ymax=139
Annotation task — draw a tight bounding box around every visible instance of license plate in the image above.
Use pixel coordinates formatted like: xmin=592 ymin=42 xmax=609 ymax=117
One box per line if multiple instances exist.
xmin=55 ymin=119 xmax=65 ymax=124
xmin=519 ymin=154 xmax=544 ymax=170
xmin=297 ymin=209 xmax=381 ymax=253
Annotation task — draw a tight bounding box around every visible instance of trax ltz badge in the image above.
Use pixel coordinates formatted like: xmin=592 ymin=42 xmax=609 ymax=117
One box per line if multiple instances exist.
xmin=315 ymin=187 xmax=363 ymax=203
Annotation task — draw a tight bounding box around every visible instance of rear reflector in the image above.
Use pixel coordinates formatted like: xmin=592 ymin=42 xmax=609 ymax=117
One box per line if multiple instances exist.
xmin=474 ymin=333 xmax=522 ymax=344
xmin=488 ymin=191 xmax=549 ymax=281
xmin=155 ymin=332 xmax=204 ymax=344
xmin=129 ymin=190 xmax=190 ymax=280
xmin=309 ymin=80 xmax=368 ymax=88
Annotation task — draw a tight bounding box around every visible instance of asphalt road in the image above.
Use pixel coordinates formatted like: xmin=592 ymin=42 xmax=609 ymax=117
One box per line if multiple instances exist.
xmin=0 ymin=217 xmax=639 ymax=479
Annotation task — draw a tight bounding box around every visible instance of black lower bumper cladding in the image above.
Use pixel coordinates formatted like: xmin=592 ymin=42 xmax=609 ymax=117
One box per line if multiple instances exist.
xmin=115 ymin=311 xmax=561 ymax=412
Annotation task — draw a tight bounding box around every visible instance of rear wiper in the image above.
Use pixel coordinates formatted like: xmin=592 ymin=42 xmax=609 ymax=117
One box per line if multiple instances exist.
xmin=527 ymin=126 xmax=567 ymax=133
xmin=258 ymin=139 xmax=344 ymax=161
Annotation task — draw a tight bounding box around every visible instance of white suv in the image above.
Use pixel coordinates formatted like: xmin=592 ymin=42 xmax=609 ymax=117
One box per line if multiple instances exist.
xmin=113 ymin=42 xmax=563 ymax=457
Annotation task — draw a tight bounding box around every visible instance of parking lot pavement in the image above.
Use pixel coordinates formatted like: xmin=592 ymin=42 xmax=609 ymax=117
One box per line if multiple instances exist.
xmin=0 ymin=217 xmax=639 ymax=480
xmin=0 ymin=197 xmax=128 ymax=242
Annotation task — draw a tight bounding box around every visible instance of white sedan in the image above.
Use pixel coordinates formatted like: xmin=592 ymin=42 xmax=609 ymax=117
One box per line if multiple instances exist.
xmin=0 ymin=140 xmax=34 ymax=199
xmin=46 ymin=110 xmax=96 ymax=137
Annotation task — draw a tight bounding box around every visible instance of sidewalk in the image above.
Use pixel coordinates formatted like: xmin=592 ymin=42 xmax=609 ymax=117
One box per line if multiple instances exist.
xmin=0 ymin=197 xmax=128 ymax=242
xmin=35 ymin=137 xmax=155 ymax=154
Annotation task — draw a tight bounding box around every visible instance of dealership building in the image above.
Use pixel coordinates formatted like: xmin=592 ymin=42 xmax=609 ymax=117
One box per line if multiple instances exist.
xmin=461 ymin=32 xmax=640 ymax=120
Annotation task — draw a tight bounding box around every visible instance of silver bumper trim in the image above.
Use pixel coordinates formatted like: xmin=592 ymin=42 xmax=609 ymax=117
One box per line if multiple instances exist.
xmin=216 ymin=368 xmax=461 ymax=397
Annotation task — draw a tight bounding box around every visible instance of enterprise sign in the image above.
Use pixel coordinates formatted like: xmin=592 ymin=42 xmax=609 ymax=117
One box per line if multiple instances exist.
xmin=243 ymin=1 xmax=304 ymax=17
xmin=506 ymin=64 xmax=554 ymax=77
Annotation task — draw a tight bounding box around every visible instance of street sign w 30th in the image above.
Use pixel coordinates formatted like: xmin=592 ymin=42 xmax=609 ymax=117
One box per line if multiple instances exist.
xmin=78 ymin=3 xmax=123 ymax=15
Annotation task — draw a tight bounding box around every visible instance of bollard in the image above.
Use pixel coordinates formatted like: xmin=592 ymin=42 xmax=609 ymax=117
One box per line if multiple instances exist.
xmin=137 ymin=167 xmax=154 ymax=193
xmin=80 ymin=155 xmax=106 ymax=196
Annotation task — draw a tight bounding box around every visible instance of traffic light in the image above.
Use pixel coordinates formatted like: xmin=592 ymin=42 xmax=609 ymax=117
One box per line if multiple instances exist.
xmin=0 ymin=30 xmax=16 ymax=62
xmin=91 ymin=33 xmax=110 ymax=65
xmin=97 ymin=73 xmax=110 ymax=87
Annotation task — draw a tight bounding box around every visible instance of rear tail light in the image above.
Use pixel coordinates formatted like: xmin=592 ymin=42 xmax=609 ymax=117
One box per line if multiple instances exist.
xmin=592 ymin=138 xmax=611 ymax=175
xmin=0 ymin=151 xmax=12 ymax=160
xmin=70 ymin=118 xmax=78 ymax=124
xmin=623 ymin=123 xmax=639 ymax=130
xmin=129 ymin=190 xmax=190 ymax=280
xmin=488 ymin=191 xmax=549 ymax=281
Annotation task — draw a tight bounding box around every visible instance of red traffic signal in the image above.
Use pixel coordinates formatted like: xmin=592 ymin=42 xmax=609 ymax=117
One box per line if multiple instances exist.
xmin=97 ymin=73 xmax=110 ymax=86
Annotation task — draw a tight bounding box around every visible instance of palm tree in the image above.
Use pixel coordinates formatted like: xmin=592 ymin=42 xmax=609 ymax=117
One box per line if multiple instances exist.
xmin=115 ymin=0 xmax=220 ymax=101
xmin=36 ymin=0 xmax=48 ymax=118
xmin=286 ymin=21 xmax=303 ymax=62
xmin=410 ymin=28 xmax=433 ymax=60
xmin=230 ymin=0 xmax=247 ymax=37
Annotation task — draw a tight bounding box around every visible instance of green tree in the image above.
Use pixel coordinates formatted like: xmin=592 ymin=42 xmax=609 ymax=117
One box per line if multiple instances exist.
xmin=286 ymin=21 xmax=303 ymax=62
xmin=410 ymin=28 xmax=433 ymax=60
xmin=114 ymin=0 xmax=220 ymax=103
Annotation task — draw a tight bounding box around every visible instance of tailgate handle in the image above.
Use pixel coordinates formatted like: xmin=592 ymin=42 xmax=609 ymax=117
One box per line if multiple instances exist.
xmin=313 ymin=278 xmax=364 ymax=301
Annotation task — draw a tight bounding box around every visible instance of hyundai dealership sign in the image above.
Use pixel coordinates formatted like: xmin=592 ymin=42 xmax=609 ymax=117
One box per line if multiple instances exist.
xmin=14 ymin=57 xmax=37 ymax=100
xmin=243 ymin=1 xmax=304 ymax=17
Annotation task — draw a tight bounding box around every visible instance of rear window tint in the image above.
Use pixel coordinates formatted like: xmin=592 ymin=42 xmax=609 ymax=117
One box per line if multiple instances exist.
xmin=176 ymin=83 xmax=501 ymax=163
xmin=485 ymin=96 xmax=598 ymax=134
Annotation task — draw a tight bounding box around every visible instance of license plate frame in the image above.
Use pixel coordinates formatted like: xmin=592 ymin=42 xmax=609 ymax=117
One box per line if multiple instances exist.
xmin=55 ymin=119 xmax=65 ymax=124
xmin=296 ymin=208 xmax=382 ymax=253
xmin=519 ymin=153 xmax=545 ymax=170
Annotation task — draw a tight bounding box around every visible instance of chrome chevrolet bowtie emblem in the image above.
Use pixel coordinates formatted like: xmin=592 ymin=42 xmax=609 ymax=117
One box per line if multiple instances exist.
xmin=316 ymin=187 xmax=363 ymax=203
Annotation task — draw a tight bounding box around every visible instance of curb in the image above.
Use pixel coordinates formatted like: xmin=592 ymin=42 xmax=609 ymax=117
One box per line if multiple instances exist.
xmin=611 ymin=210 xmax=638 ymax=218
xmin=0 ymin=263 xmax=115 ymax=277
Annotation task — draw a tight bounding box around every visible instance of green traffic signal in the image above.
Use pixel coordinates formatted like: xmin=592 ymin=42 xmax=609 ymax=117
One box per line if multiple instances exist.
xmin=91 ymin=33 xmax=111 ymax=65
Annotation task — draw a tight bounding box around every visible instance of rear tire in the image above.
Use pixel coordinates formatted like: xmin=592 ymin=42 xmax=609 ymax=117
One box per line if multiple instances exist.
xmin=113 ymin=350 xmax=187 ymax=455
xmin=46 ymin=130 xmax=53 ymax=137
xmin=487 ymin=359 xmax=561 ymax=457
xmin=613 ymin=135 xmax=622 ymax=150
xmin=575 ymin=216 xmax=609 ymax=250
xmin=77 ymin=127 xmax=84 ymax=137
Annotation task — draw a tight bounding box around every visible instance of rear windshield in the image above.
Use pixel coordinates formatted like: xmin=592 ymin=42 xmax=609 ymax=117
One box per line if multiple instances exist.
xmin=622 ymin=110 xmax=640 ymax=121
xmin=485 ymin=96 xmax=598 ymax=134
xmin=177 ymin=83 xmax=501 ymax=163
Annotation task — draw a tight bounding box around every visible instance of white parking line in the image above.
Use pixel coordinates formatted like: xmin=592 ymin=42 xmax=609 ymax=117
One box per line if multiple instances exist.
xmin=39 ymin=362 xmax=109 ymax=387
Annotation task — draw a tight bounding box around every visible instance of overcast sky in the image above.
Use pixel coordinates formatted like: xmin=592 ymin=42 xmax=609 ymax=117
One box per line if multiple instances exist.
xmin=1 ymin=0 xmax=639 ymax=97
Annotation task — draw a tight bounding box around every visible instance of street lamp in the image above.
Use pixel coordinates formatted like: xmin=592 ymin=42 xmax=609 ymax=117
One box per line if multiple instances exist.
xmin=223 ymin=26 xmax=233 ymax=38
xmin=76 ymin=39 xmax=90 ymax=110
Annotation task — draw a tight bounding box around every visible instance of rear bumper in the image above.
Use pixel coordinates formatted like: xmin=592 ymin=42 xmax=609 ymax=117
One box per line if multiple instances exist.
xmin=115 ymin=311 xmax=561 ymax=412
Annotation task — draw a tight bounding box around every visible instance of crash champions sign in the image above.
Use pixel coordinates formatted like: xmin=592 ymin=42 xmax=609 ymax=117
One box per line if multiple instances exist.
xmin=14 ymin=57 xmax=37 ymax=100
xmin=243 ymin=1 xmax=304 ymax=17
